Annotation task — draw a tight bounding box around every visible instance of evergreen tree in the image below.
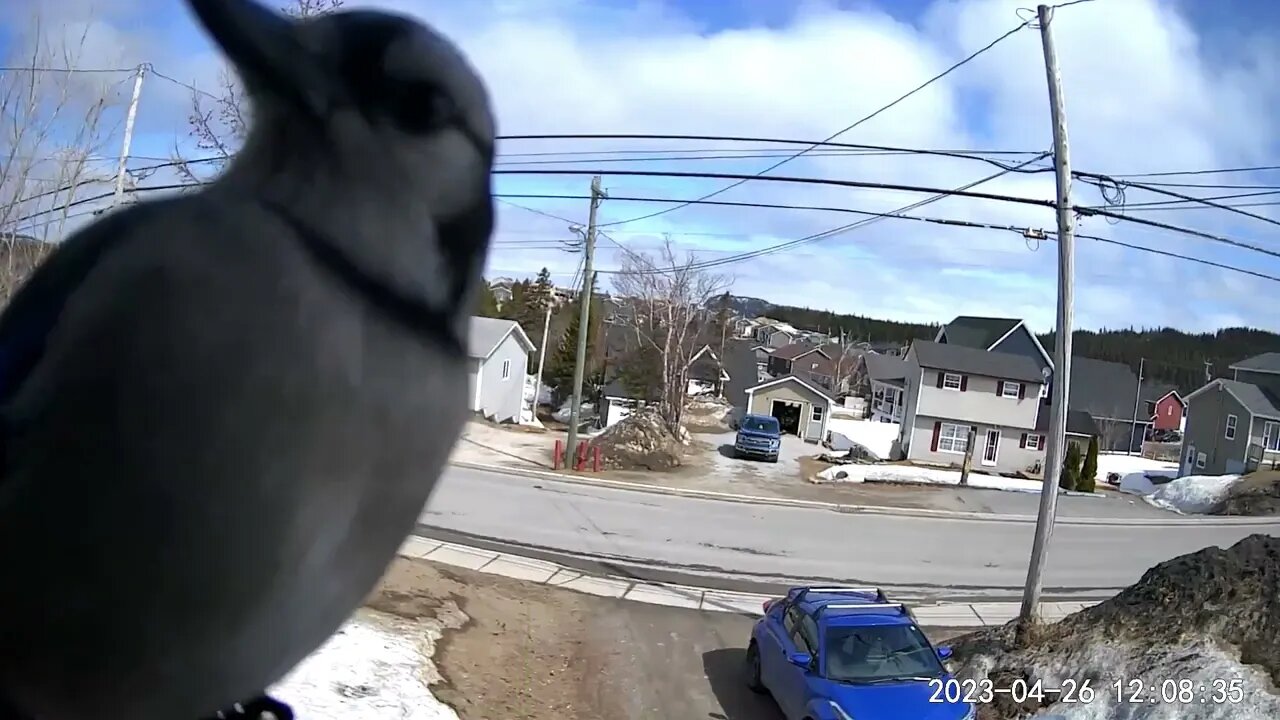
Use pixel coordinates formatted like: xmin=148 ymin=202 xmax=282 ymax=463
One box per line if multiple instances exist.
xmin=1060 ymin=442 xmax=1082 ymax=491
xmin=473 ymin=282 xmax=501 ymax=318
xmin=1079 ymin=436 xmax=1100 ymax=493
xmin=544 ymin=290 xmax=600 ymax=404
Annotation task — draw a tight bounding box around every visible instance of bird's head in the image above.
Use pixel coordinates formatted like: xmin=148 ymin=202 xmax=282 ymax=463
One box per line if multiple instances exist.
xmin=187 ymin=0 xmax=495 ymax=331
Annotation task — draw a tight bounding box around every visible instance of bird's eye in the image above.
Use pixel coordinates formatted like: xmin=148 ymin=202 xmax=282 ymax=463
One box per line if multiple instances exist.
xmin=386 ymin=81 xmax=456 ymax=135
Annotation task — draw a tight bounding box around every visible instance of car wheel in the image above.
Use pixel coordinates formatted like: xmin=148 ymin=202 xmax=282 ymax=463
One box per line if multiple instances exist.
xmin=745 ymin=642 xmax=766 ymax=694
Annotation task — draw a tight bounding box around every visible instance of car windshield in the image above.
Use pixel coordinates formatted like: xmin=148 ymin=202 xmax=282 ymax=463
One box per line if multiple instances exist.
xmin=742 ymin=417 xmax=779 ymax=433
xmin=823 ymin=625 xmax=946 ymax=683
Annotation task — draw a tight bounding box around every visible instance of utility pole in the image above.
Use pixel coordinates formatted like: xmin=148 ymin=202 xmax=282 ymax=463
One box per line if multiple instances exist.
xmin=530 ymin=302 xmax=553 ymax=422
xmin=112 ymin=64 xmax=147 ymax=207
xmin=564 ymin=176 xmax=606 ymax=466
xmin=1127 ymin=357 xmax=1145 ymax=456
xmin=1018 ymin=3 xmax=1077 ymax=641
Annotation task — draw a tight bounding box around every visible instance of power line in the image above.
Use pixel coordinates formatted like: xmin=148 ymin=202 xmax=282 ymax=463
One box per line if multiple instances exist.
xmin=0 ymin=65 xmax=136 ymax=74
xmin=1077 ymin=172 xmax=1280 ymax=229
xmin=492 ymin=167 xmax=1280 ymax=262
xmin=591 ymin=18 xmax=1034 ymax=228
xmin=1112 ymin=165 xmax=1280 ymax=179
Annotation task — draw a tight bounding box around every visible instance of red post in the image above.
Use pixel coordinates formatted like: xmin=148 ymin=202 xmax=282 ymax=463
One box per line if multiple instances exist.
xmin=593 ymin=445 xmax=602 ymax=472
xmin=575 ymin=440 xmax=588 ymax=471
xmin=553 ymin=439 xmax=563 ymax=470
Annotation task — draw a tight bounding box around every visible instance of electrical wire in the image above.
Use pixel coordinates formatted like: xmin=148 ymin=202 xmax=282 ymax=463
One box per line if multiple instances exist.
xmin=1077 ymin=171 xmax=1280 ymax=229
xmin=590 ymin=18 xmax=1035 ymax=228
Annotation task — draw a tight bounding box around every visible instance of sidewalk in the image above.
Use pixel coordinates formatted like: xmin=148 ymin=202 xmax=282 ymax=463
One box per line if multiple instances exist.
xmin=397 ymin=534 xmax=1098 ymax=628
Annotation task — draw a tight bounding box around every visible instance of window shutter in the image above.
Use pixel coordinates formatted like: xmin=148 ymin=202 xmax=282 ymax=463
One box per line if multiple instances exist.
xmin=996 ymin=381 xmax=1004 ymax=396
xmin=1020 ymin=433 xmax=1028 ymax=449
xmin=931 ymin=421 xmax=941 ymax=451
xmin=936 ymin=372 xmax=945 ymax=389
xmin=1018 ymin=383 xmax=1026 ymax=400
xmin=960 ymin=375 xmax=969 ymax=392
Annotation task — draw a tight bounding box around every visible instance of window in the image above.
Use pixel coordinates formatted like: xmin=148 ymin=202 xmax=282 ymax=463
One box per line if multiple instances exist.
xmin=1001 ymin=381 xmax=1021 ymax=399
xmin=1039 ymin=382 xmax=1049 ymax=399
xmin=1196 ymin=452 xmax=1206 ymax=469
xmin=811 ymin=406 xmax=825 ymax=423
xmin=823 ymin=624 xmax=945 ymax=682
xmin=938 ymin=423 xmax=969 ymax=454
xmin=500 ymin=359 xmax=511 ymax=380
xmin=942 ymin=372 xmax=963 ymax=390
xmin=1025 ymin=434 xmax=1043 ymax=451
xmin=1225 ymin=414 xmax=1237 ymax=440
xmin=1264 ymin=421 xmax=1280 ymax=452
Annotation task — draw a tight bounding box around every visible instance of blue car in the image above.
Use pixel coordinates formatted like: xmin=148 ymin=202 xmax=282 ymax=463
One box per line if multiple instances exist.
xmin=735 ymin=413 xmax=782 ymax=462
xmin=745 ymin=586 xmax=975 ymax=720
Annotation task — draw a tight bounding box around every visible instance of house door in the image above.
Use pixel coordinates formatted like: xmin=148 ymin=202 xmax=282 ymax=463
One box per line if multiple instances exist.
xmin=807 ymin=405 xmax=825 ymax=441
xmin=982 ymin=429 xmax=1000 ymax=466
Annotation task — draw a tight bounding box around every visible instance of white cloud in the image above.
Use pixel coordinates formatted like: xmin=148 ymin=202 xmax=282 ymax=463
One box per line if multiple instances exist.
xmin=27 ymin=0 xmax=1280 ymax=332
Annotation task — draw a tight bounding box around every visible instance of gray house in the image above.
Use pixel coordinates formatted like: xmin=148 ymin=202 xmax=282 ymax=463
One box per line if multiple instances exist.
xmin=897 ymin=340 xmax=1048 ymax=475
xmin=466 ymin=316 xmax=535 ymax=423
xmin=1180 ymin=353 xmax=1280 ymax=475
xmin=936 ymin=315 xmax=1145 ymax=452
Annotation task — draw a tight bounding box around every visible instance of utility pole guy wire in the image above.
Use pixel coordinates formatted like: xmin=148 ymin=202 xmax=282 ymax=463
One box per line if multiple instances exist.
xmin=564 ymin=176 xmax=606 ymax=467
xmin=1019 ymin=3 xmax=1076 ymax=641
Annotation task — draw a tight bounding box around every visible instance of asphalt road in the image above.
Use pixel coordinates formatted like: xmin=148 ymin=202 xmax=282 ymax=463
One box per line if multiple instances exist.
xmin=420 ymin=465 xmax=1280 ymax=602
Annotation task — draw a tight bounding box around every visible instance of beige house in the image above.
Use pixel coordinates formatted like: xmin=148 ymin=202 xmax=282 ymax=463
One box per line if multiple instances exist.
xmin=744 ymin=375 xmax=833 ymax=442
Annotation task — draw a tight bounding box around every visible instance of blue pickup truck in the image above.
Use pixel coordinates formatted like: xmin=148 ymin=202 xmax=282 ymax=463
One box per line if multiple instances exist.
xmin=734 ymin=413 xmax=782 ymax=463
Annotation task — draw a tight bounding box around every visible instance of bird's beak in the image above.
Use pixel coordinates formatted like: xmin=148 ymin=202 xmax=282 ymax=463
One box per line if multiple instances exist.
xmin=186 ymin=0 xmax=330 ymax=119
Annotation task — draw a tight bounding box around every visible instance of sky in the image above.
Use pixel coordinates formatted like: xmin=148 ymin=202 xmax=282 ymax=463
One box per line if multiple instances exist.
xmin=3 ymin=0 xmax=1280 ymax=334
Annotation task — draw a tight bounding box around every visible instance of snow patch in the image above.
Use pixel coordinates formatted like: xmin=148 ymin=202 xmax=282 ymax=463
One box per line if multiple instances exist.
xmin=1097 ymin=452 xmax=1178 ymax=487
xmin=825 ymin=418 xmax=898 ymax=459
xmin=817 ymin=463 xmax=1047 ymax=494
xmin=273 ymin=610 xmax=462 ymax=720
xmin=1143 ymin=474 xmax=1241 ymax=514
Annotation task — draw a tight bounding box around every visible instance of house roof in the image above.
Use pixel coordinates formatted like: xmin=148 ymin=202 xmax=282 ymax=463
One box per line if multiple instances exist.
xmin=864 ymin=352 xmax=906 ymax=382
xmin=1186 ymin=379 xmax=1280 ymax=421
xmin=910 ymin=340 xmax=1046 ymax=384
xmin=1034 ymin=408 xmax=1101 ymax=437
xmin=1229 ymin=352 xmax=1280 ymax=374
xmin=936 ymin=316 xmax=1022 ymax=350
xmin=687 ymin=345 xmax=730 ymax=382
xmin=770 ymin=342 xmax=822 ymax=361
xmin=1066 ymin=357 xmax=1139 ymax=420
xmin=746 ymin=374 xmax=835 ymax=404
xmin=467 ymin=316 xmax=534 ymax=360
xmin=722 ymin=339 xmax=762 ymax=409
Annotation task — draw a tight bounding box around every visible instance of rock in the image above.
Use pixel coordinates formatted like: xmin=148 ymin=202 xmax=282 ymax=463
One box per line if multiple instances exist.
xmin=950 ymin=534 xmax=1280 ymax=719
xmin=588 ymin=406 xmax=684 ymax=471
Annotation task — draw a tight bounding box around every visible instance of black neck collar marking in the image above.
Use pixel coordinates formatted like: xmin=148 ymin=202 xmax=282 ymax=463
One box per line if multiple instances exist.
xmin=263 ymin=201 xmax=463 ymax=358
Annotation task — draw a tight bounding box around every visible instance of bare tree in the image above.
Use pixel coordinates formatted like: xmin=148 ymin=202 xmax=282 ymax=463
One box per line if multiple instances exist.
xmin=173 ymin=0 xmax=344 ymax=183
xmin=611 ymin=237 xmax=730 ymax=436
xmin=0 ymin=12 xmax=122 ymax=300
xmin=1094 ymin=415 xmax=1132 ymax=453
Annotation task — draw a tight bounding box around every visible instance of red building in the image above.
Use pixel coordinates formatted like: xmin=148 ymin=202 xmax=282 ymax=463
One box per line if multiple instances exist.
xmin=1149 ymin=390 xmax=1186 ymax=431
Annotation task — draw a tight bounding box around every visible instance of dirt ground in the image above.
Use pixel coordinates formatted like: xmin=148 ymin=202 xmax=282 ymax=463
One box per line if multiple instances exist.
xmin=368 ymin=556 xmax=971 ymax=720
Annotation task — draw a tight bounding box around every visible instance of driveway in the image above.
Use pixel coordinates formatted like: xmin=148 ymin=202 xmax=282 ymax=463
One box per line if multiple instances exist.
xmin=391 ymin=555 xmax=970 ymax=720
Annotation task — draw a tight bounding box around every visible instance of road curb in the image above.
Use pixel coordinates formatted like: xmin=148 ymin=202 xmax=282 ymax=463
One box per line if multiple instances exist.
xmin=449 ymin=460 xmax=1280 ymax=527
xmin=398 ymin=533 xmax=1097 ymax=627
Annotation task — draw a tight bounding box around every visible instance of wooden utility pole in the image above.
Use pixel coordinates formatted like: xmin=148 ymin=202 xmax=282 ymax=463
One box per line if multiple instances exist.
xmin=1127 ymin=357 xmax=1145 ymax=455
xmin=112 ymin=64 xmax=146 ymax=206
xmin=564 ymin=176 xmax=606 ymax=467
xmin=1018 ymin=3 xmax=1078 ymax=641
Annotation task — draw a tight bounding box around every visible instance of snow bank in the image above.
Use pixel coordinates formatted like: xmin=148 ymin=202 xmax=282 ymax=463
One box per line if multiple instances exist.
xmin=825 ymin=418 xmax=898 ymax=459
xmin=1143 ymin=474 xmax=1241 ymax=514
xmin=273 ymin=613 xmax=458 ymax=720
xmin=1095 ymin=452 xmax=1178 ymax=486
xmin=952 ymin=534 xmax=1280 ymax=720
xmin=817 ymin=463 xmax=1046 ymax=494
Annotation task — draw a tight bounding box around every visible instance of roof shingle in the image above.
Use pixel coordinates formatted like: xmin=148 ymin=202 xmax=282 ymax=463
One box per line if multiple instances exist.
xmin=939 ymin=316 xmax=1022 ymax=350
xmin=911 ymin=340 xmax=1045 ymax=384
xmin=1230 ymin=352 xmax=1280 ymax=373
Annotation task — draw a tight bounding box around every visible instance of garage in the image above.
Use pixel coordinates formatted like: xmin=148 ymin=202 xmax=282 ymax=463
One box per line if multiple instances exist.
xmin=744 ymin=375 xmax=833 ymax=442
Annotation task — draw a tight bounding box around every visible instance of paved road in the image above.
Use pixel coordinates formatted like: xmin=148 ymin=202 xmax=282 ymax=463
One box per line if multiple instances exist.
xmin=420 ymin=466 xmax=1280 ymax=602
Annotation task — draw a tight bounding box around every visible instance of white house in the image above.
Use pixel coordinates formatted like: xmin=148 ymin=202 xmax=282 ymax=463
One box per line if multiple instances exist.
xmin=466 ymin=317 xmax=535 ymax=423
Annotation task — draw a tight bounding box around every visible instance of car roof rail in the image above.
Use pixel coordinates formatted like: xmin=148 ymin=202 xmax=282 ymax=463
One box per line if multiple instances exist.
xmin=815 ymin=602 xmax=909 ymax=618
xmin=793 ymin=586 xmax=888 ymax=604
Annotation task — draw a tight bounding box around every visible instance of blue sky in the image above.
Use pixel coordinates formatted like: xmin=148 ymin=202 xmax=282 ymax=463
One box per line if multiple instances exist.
xmin=5 ymin=0 xmax=1280 ymax=334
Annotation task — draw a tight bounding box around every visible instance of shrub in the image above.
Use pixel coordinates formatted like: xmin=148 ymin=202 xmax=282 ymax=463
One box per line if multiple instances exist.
xmin=1060 ymin=442 xmax=1082 ymax=491
xmin=1078 ymin=436 xmax=1100 ymax=493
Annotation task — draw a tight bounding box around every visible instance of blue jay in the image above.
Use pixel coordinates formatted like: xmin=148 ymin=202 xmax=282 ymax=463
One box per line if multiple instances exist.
xmin=0 ymin=0 xmax=494 ymax=718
